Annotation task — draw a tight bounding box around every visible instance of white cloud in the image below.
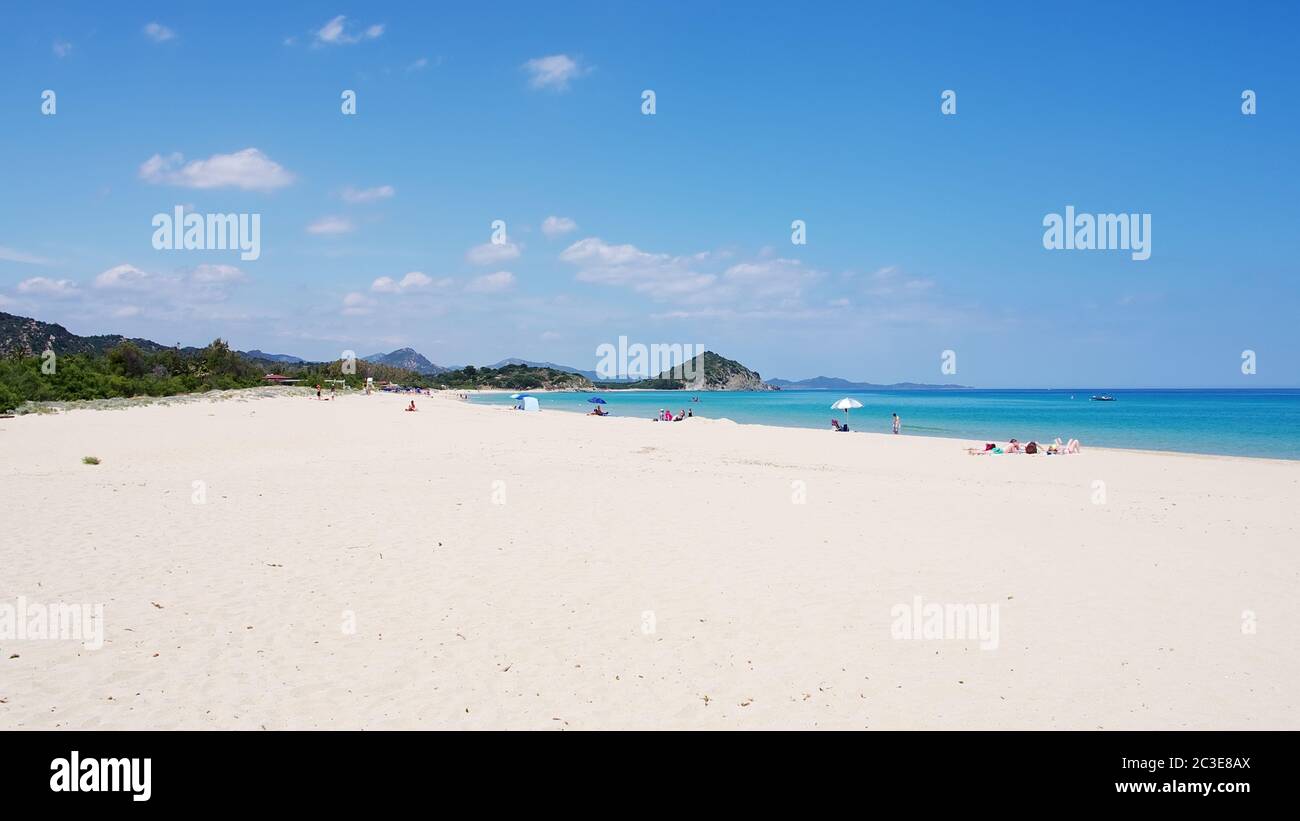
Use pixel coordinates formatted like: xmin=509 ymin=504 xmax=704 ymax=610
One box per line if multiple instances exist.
xmin=113 ymin=305 xmax=142 ymax=318
xmin=0 ymin=245 xmax=53 ymax=265
xmin=94 ymin=264 xmax=152 ymax=290
xmin=17 ymin=277 xmax=79 ymax=298
xmin=143 ymin=22 xmax=176 ymax=42
xmin=523 ymin=54 xmax=587 ymax=91
xmin=465 ymin=271 xmax=516 ymax=294
xmin=407 ymin=58 xmax=428 ymax=71
xmin=540 ymin=330 xmax=561 ymax=341
xmin=139 ymin=148 xmax=295 ymax=191
xmin=560 ymin=237 xmax=716 ymax=299
xmin=306 ymin=216 xmax=354 ymax=236
xmin=560 ymin=237 xmax=834 ymax=316
xmin=340 ymin=185 xmax=395 ymax=204
xmin=720 ymin=258 xmax=817 ymax=300
xmin=92 ymin=261 xmax=244 ymax=296
xmin=466 ymin=241 xmax=521 ymax=265
xmin=191 ymin=264 xmax=246 ymax=284
xmin=53 ymin=40 xmax=72 ymax=58
xmin=541 ymin=216 xmax=577 ymax=237
xmin=92 ymin=263 xmax=245 ymax=300
xmin=371 ymin=271 xmax=449 ymax=294
xmin=341 ymin=291 xmax=374 ymax=315
xmin=860 ymin=265 xmax=934 ymax=297
xmin=314 ymin=15 xmax=384 ymax=46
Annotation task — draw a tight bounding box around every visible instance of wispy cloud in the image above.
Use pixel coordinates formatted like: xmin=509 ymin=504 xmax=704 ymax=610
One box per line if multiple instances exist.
xmin=16 ymin=277 xmax=80 ymax=298
xmin=93 ymin=263 xmax=247 ymax=294
xmin=341 ymin=291 xmax=375 ymax=315
xmin=541 ymin=216 xmax=577 ymax=237
xmin=191 ymin=264 xmax=247 ymax=284
xmin=371 ymin=271 xmax=450 ymax=294
xmin=560 ymin=237 xmax=716 ymax=299
xmin=0 ymin=245 xmax=54 ymax=266
xmin=52 ymin=40 xmax=73 ymax=58
xmin=143 ymin=22 xmax=176 ymax=43
xmin=340 ymin=185 xmax=395 ymax=204
xmin=523 ymin=54 xmax=588 ymax=91
xmin=560 ymin=237 xmax=830 ymax=318
xmin=314 ymin=15 xmax=384 ymax=46
xmin=465 ymin=271 xmax=516 ymax=293
xmin=306 ymin=216 xmax=354 ymax=236
xmin=858 ymin=265 xmax=934 ymax=297
xmin=466 ymin=241 xmax=521 ymax=266
xmin=94 ymin=264 xmax=152 ymax=289
xmin=139 ymin=148 xmax=295 ymax=191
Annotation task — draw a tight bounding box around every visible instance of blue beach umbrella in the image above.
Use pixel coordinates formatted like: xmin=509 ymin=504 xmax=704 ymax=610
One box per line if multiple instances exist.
xmin=587 ymin=397 xmax=607 ymax=404
xmin=510 ymin=393 xmax=533 ymax=399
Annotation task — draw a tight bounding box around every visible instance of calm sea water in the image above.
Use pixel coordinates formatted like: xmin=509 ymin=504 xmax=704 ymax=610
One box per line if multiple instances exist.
xmin=471 ymin=389 xmax=1300 ymax=460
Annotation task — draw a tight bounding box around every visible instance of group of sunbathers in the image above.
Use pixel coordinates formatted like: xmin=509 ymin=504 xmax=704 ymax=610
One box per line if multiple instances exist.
xmin=655 ymin=408 xmax=691 ymax=422
xmin=967 ymin=437 xmax=1080 ymax=455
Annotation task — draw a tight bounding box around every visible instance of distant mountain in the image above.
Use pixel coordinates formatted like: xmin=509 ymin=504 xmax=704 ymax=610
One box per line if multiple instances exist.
xmin=363 ymin=347 xmax=448 ymax=375
xmin=242 ymin=349 xmax=305 ymax=364
xmin=490 ymin=357 xmax=605 ymax=381
xmin=0 ymin=311 xmax=174 ymax=357
xmin=768 ymin=375 xmax=967 ymax=390
xmin=606 ymin=351 xmax=775 ymax=391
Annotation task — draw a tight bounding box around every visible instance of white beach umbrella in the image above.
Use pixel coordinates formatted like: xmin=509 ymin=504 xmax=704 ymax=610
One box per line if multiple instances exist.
xmin=831 ymin=397 xmax=863 ymax=415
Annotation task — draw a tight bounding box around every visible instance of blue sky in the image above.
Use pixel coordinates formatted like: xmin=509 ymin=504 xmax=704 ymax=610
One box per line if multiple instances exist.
xmin=1 ymin=1 xmax=1297 ymax=387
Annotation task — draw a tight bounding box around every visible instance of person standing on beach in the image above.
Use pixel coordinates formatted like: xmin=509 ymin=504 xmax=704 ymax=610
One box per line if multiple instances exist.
xmin=892 ymin=413 xmax=900 ymax=434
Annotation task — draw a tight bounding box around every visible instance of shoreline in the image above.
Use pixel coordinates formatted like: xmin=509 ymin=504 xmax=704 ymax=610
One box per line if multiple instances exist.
xmin=462 ymin=390 xmax=1300 ymax=465
xmin=7 ymin=384 xmax=1295 ymax=464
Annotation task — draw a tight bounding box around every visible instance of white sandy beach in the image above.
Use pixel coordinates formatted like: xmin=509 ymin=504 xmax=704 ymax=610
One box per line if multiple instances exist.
xmin=1 ymin=390 xmax=1297 ymax=730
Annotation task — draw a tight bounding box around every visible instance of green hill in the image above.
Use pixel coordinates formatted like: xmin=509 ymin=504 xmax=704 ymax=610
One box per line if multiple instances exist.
xmin=599 ymin=351 xmax=773 ymax=391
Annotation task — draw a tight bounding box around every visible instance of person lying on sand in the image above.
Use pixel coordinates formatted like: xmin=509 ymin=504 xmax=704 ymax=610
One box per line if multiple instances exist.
xmin=1050 ymin=437 xmax=1081 ymax=453
xmin=588 ymin=406 xmax=607 ymax=416
xmin=1007 ymin=439 xmax=1023 ymax=453
xmin=831 ymin=419 xmax=850 ymax=432
xmin=966 ymin=443 xmax=1000 ymax=454
xmin=673 ymin=410 xmax=685 ymax=421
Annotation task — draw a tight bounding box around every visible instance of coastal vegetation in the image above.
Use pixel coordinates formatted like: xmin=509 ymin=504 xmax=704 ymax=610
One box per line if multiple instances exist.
xmin=0 ymin=311 xmax=771 ymax=412
xmin=0 ymin=343 xmax=597 ymax=413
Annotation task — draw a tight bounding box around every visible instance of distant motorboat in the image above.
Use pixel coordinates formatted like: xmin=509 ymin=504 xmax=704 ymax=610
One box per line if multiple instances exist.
xmin=1090 ymin=395 xmax=1116 ymax=401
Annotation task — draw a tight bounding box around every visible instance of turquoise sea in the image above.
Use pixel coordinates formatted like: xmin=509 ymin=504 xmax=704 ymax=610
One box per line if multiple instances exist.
xmin=471 ymin=389 xmax=1300 ymax=460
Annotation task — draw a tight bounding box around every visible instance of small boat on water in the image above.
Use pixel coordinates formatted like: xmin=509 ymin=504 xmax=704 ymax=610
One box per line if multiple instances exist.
xmin=1090 ymin=395 xmax=1116 ymax=401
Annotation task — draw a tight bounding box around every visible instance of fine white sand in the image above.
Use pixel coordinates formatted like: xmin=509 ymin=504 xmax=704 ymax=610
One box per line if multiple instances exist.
xmin=2 ymin=391 xmax=1297 ymax=729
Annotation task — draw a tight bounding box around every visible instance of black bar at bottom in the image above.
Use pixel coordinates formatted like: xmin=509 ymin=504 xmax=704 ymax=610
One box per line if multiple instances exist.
xmin=2 ymin=730 xmax=1285 ymax=808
